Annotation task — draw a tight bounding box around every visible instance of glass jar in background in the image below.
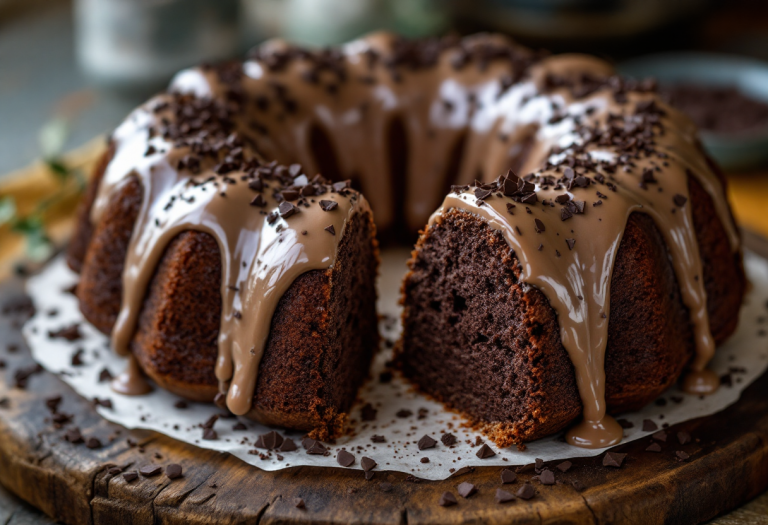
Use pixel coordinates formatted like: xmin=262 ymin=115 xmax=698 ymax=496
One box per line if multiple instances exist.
xmin=75 ymin=0 xmax=240 ymax=92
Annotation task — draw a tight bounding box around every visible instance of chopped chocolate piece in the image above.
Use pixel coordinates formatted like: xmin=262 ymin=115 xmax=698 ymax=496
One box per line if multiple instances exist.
xmin=617 ymin=419 xmax=634 ymax=429
xmin=420 ymin=457 xmax=430 ymax=464
xmin=325 ymin=224 xmax=335 ymax=235
xmin=139 ymin=464 xmax=162 ymax=477
xmin=380 ymin=482 xmax=393 ymax=493
xmin=337 ymin=450 xmax=355 ymax=467
xmin=64 ymin=428 xmax=83 ymax=444
xmin=474 ymin=188 xmax=492 ymax=200
xmin=202 ymin=414 xmax=219 ymax=429
xmin=566 ymin=238 xmax=576 ymax=250
xmin=677 ymin=431 xmax=692 ymax=445
xmin=202 ymin=428 xmax=217 ymax=440
xmin=319 ymin=199 xmax=338 ymax=211
xmin=645 ymin=443 xmax=662 ymax=452
xmin=456 ymin=482 xmax=477 ymax=499
xmin=652 ymin=430 xmax=668 ymax=442
xmin=279 ymin=438 xmax=298 ymax=452
xmin=539 ymin=469 xmax=555 ymax=485
xmin=364 ymin=471 xmax=375 ymax=481
xmin=278 ymin=201 xmax=297 ymax=218
xmin=294 ymin=497 xmax=306 ymax=509
xmin=45 ymin=394 xmax=62 ymax=413
xmin=302 ymin=437 xmax=316 ymax=449
xmin=71 ymin=348 xmax=85 ymax=366
xmin=107 ymin=467 xmax=123 ymax=476
xmin=642 ymin=419 xmax=658 ymax=432
xmin=257 ymin=430 xmax=284 ymax=450
xmin=516 ymin=483 xmax=536 ymax=500
xmin=556 ymin=461 xmax=572 ymax=473
xmin=676 ymin=450 xmax=690 ymax=461
xmin=534 ymin=458 xmax=544 ymax=472
xmin=361 ymin=456 xmax=377 ymax=472
xmin=174 ymin=400 xmax=188 ymax=409
xmin=94 ymin=398 xmax=113 ymax=409
xmin=281 ymin=189 xmax=299 ymax=201
xmin=48 ymin=324 xmax=82 ymax=341
xmin=250 ymin=194 xmax=267 ymax=207
xmin=123 ymin=471 xmax=138 ymax=482
xmin=332 ymin=180 xmax=350 ymax=192
xmin=98 ymin=368 xmax=114 ymax=382
xmin=501 ymin=468 xmax=517 ymax=484
xmin=396 ymin=409 xmax=413 ymax=418
xmin=371 ymin=435 xmax=386 ymax=443
xmin=495 ymin=489 xmax=515 ymax=504
xmin=476 ymin=444 xmax=496 ymax=459
xmin=165 ymin=464 xmax=183 ymax=479
xmin=673 ymin=194 xmax=687 ymax=207
xmin=307 ymin=441 xmax=327 ymax=455
xmin=232 ymin=422 xmax=247 ymax=431
xmin=418 ymin=435 xmax=437 ymax=450
xmin=438 ymin=491 xmax=457 ymax=507
xmin=85 ymin=437 xmax=102 ymax=450
xmin=534 ymin=219 xmax=545 ymax=233
xmin=602 ymin=452 xmax=627 ymax=468
xmin=441 ymin=433 xmax=456 ymax=446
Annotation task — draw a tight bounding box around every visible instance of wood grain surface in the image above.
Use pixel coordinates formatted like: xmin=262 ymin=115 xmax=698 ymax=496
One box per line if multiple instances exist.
xmin=0 ymin=232 xmax=767 ymax=524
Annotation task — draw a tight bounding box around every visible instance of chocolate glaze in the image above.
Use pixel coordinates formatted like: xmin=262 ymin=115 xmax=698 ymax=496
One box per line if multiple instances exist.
xmin=91 ymin=32 xmax=739 ymax=440
xmin=111 ymin=354 xmax=152 ymax=396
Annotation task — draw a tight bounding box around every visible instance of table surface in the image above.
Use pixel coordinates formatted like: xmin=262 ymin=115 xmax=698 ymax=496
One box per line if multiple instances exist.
xmin=1 ymin=1 xmax=768 ymax=523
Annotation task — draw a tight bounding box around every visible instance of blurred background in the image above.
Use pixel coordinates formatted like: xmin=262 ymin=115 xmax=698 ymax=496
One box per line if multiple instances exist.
xmin=2 ymin=0 xmax=768 ymax=272
xmin=2 ymin=0 xmax=768 ymax=173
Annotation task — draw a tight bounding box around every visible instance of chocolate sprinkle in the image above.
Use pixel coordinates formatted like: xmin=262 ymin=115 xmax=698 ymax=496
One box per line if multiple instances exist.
xmin=139 ymin=464 xmax=162 ymax=477
xmin=122 ymin=471 xmax=138 ymax=482
xmin=319 ymin=199 xmax=338 ymax=211
xmin=539 ymin=469 xmax=555 ymax=485
xmin=516 ymin=483 xmax=536 ymax=500
xmin=441 ymin=433 xmax=456 ymax=446
xmin=495 ymin=489 xmax=515 ymax=504
xmin=361 ymin=456 xmax=377 ymax=472
xmin=602 ymin=452 xmax=627 ymax=468
xmin=501 ymin=468 xmax=517 ymax=484
xmin=417 ymin=434 xmax=437 ymax=450
xmin=165 ymin=464 xmax=183 ymax=479
xmin=337 ymin=450 xmax=355 ymax=467
xmin=476 ymin=443 xmax=496 ymax=459
xmin=438 ymin=492 xmax=457 ymax=507
xmin=457 ymin=482 xmax=477 ymax=498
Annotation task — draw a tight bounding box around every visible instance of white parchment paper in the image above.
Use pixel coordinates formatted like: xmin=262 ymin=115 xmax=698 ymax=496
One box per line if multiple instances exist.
xmin=22 ymin=249 xmax=768 ymax=480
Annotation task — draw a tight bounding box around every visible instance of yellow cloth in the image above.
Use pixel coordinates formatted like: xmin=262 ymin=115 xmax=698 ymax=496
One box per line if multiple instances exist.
xmin=0 ymin=137 xmax=104 ymax=280
xmin=0 ymin=138 xmax=767 ymax=281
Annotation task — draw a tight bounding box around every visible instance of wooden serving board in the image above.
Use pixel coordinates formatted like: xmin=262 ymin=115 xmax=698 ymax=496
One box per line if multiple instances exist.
xmin=1 ymin=232 xmax=768 ymax=525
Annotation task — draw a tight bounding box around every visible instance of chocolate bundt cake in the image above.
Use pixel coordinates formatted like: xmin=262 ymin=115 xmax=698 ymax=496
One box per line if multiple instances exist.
xmin=68 ymin=31 xmax=744 ymax=446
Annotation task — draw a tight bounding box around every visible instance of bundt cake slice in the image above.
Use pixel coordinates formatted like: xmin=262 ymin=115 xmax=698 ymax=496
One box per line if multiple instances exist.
xmin=399 ymin=81 xmax=745 ymax=448
xmin=67 ymin=93 xmax=379 ymax=439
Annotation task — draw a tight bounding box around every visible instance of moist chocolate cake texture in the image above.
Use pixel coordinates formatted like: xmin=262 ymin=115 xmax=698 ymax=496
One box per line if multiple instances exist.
xmin=67 ymin=32 xmax=744 ymax=445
